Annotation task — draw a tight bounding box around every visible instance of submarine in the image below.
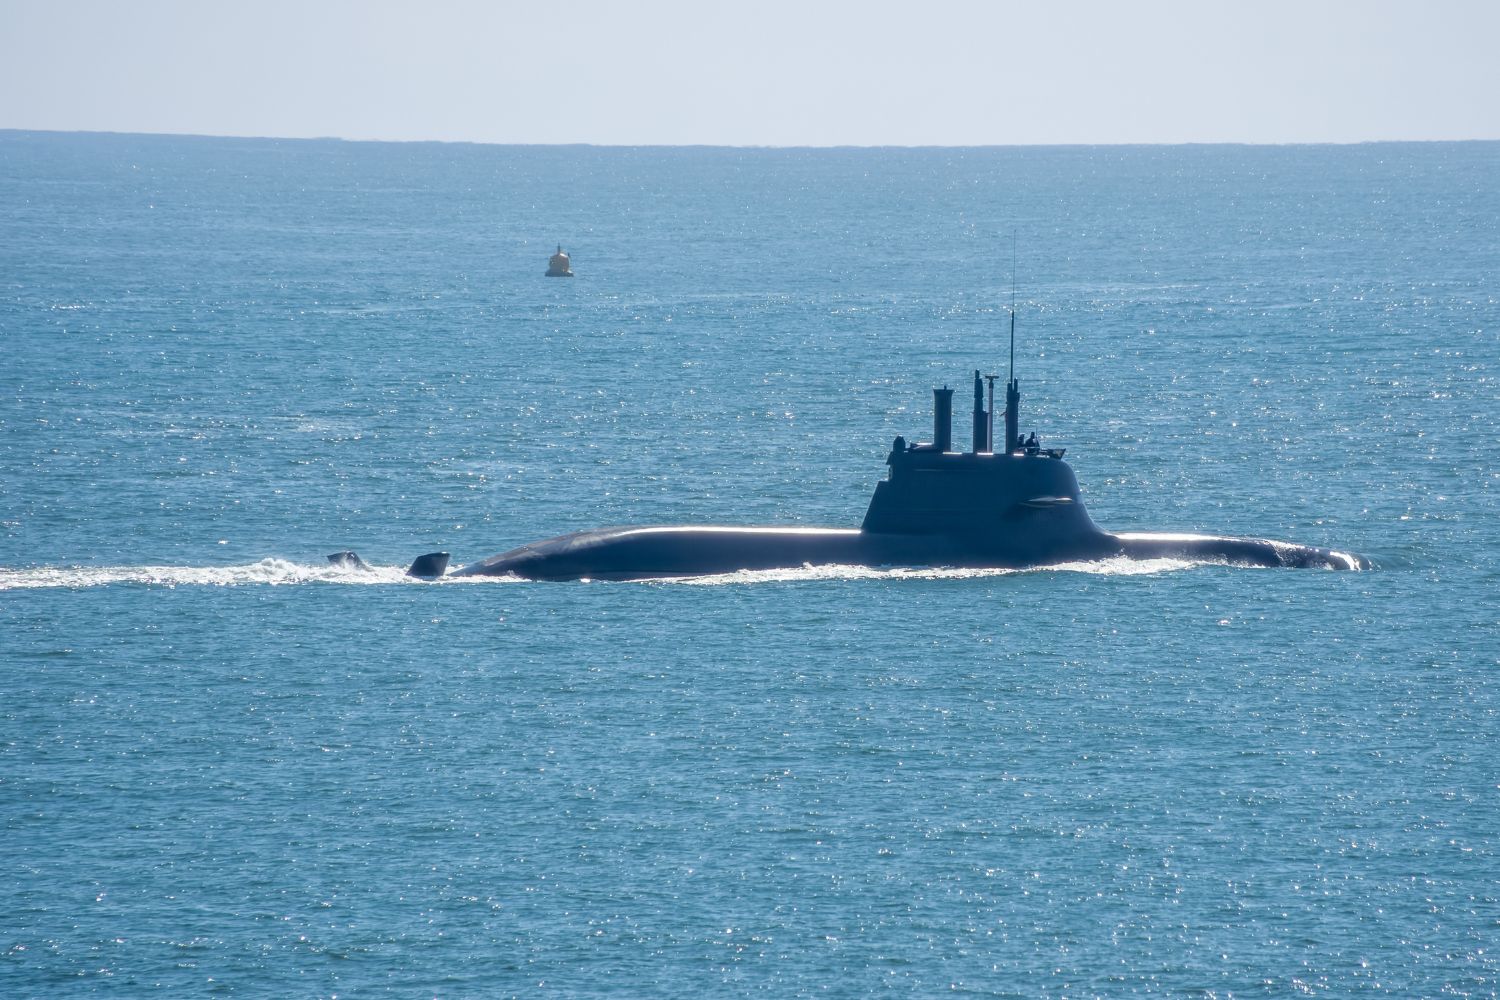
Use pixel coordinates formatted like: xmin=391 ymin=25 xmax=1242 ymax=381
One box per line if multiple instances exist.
xmin=377 ymin=315 xmax=1366 ymax=581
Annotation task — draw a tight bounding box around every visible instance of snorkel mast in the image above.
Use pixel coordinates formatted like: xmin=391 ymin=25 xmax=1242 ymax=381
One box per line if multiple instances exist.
xmin=1004 ymin=235 xmax=1020 ymax=454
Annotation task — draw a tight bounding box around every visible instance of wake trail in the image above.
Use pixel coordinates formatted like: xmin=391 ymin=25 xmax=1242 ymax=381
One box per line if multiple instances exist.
xmin=0 ymin=555 xmax=1211 ymax=590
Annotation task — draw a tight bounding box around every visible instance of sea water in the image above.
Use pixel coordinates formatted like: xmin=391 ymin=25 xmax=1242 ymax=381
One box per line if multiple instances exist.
xmin=2 ymin=132 xmax=1497 ymax=996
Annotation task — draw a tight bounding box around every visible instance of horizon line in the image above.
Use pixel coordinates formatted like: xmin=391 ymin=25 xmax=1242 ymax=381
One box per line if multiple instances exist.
xmin=4 ymin=127 xmax=1498 ymax=151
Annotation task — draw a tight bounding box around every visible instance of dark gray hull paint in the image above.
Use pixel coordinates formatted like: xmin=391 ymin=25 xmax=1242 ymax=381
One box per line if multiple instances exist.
xmin=451 ymin=523 xmax=1365 ymax=581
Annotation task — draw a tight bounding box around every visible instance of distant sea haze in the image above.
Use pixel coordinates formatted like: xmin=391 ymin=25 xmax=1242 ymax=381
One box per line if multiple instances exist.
xmin=2 ymin=131 xmax=1496 ymax=995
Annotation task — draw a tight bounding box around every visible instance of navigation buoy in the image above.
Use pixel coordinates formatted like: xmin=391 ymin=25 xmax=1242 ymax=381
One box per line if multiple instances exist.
xmin=545 ymin=246 xmax=573 ymax=277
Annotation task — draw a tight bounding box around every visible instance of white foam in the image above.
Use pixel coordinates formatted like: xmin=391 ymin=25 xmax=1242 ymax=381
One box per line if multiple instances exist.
xmin=650 ymin=555 xmax=1202 ymax=585
xmin=0 ymin=554 xmax=1213 ymax=591
xmin=0 ymin=558 xmax=419 ymax=590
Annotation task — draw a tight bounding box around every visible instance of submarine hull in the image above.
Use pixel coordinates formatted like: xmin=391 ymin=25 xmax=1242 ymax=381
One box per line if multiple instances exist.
xmin=453 ymin=527 xmax=869 ymax=581
xmin=452 ymin=527 xmax=927 ymax=582
xmin=450 ymin=524 xmax=1364 ymax=581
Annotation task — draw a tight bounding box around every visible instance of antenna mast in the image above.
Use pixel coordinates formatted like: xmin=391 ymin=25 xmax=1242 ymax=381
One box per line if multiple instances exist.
xmin=1004 ymin=231 xmax=1021 ymax=454
xmin=1009 ymin=231 xmax=1016 ymax=383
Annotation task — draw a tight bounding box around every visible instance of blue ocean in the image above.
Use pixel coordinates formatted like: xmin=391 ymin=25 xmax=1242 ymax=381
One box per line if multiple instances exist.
xmin=2 ymin=131 xmax=1497 ymax=996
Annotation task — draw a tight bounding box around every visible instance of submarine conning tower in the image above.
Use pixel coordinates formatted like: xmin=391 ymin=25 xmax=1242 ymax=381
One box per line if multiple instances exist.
xmin=861 ymin=369 xmax=1094 ymax=540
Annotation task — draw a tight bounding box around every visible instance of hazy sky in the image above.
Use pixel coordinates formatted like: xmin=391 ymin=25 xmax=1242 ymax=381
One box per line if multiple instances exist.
xmin=2 ymin=0 xmax=1497 ymax=145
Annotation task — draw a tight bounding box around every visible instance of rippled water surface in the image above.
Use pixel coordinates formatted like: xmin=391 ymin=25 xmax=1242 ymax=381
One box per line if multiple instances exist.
xmin=3 ymin=133 xmax=1497 ymax=996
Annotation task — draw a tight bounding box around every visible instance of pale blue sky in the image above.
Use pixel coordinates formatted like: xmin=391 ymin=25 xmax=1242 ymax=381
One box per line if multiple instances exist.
xmin=2 ymin=0 xmax=1496 ymax=145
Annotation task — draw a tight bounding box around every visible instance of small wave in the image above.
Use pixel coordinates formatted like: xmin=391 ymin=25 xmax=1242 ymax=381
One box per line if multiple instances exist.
xmin=0 ymin=559 xmax=418 ymax=590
